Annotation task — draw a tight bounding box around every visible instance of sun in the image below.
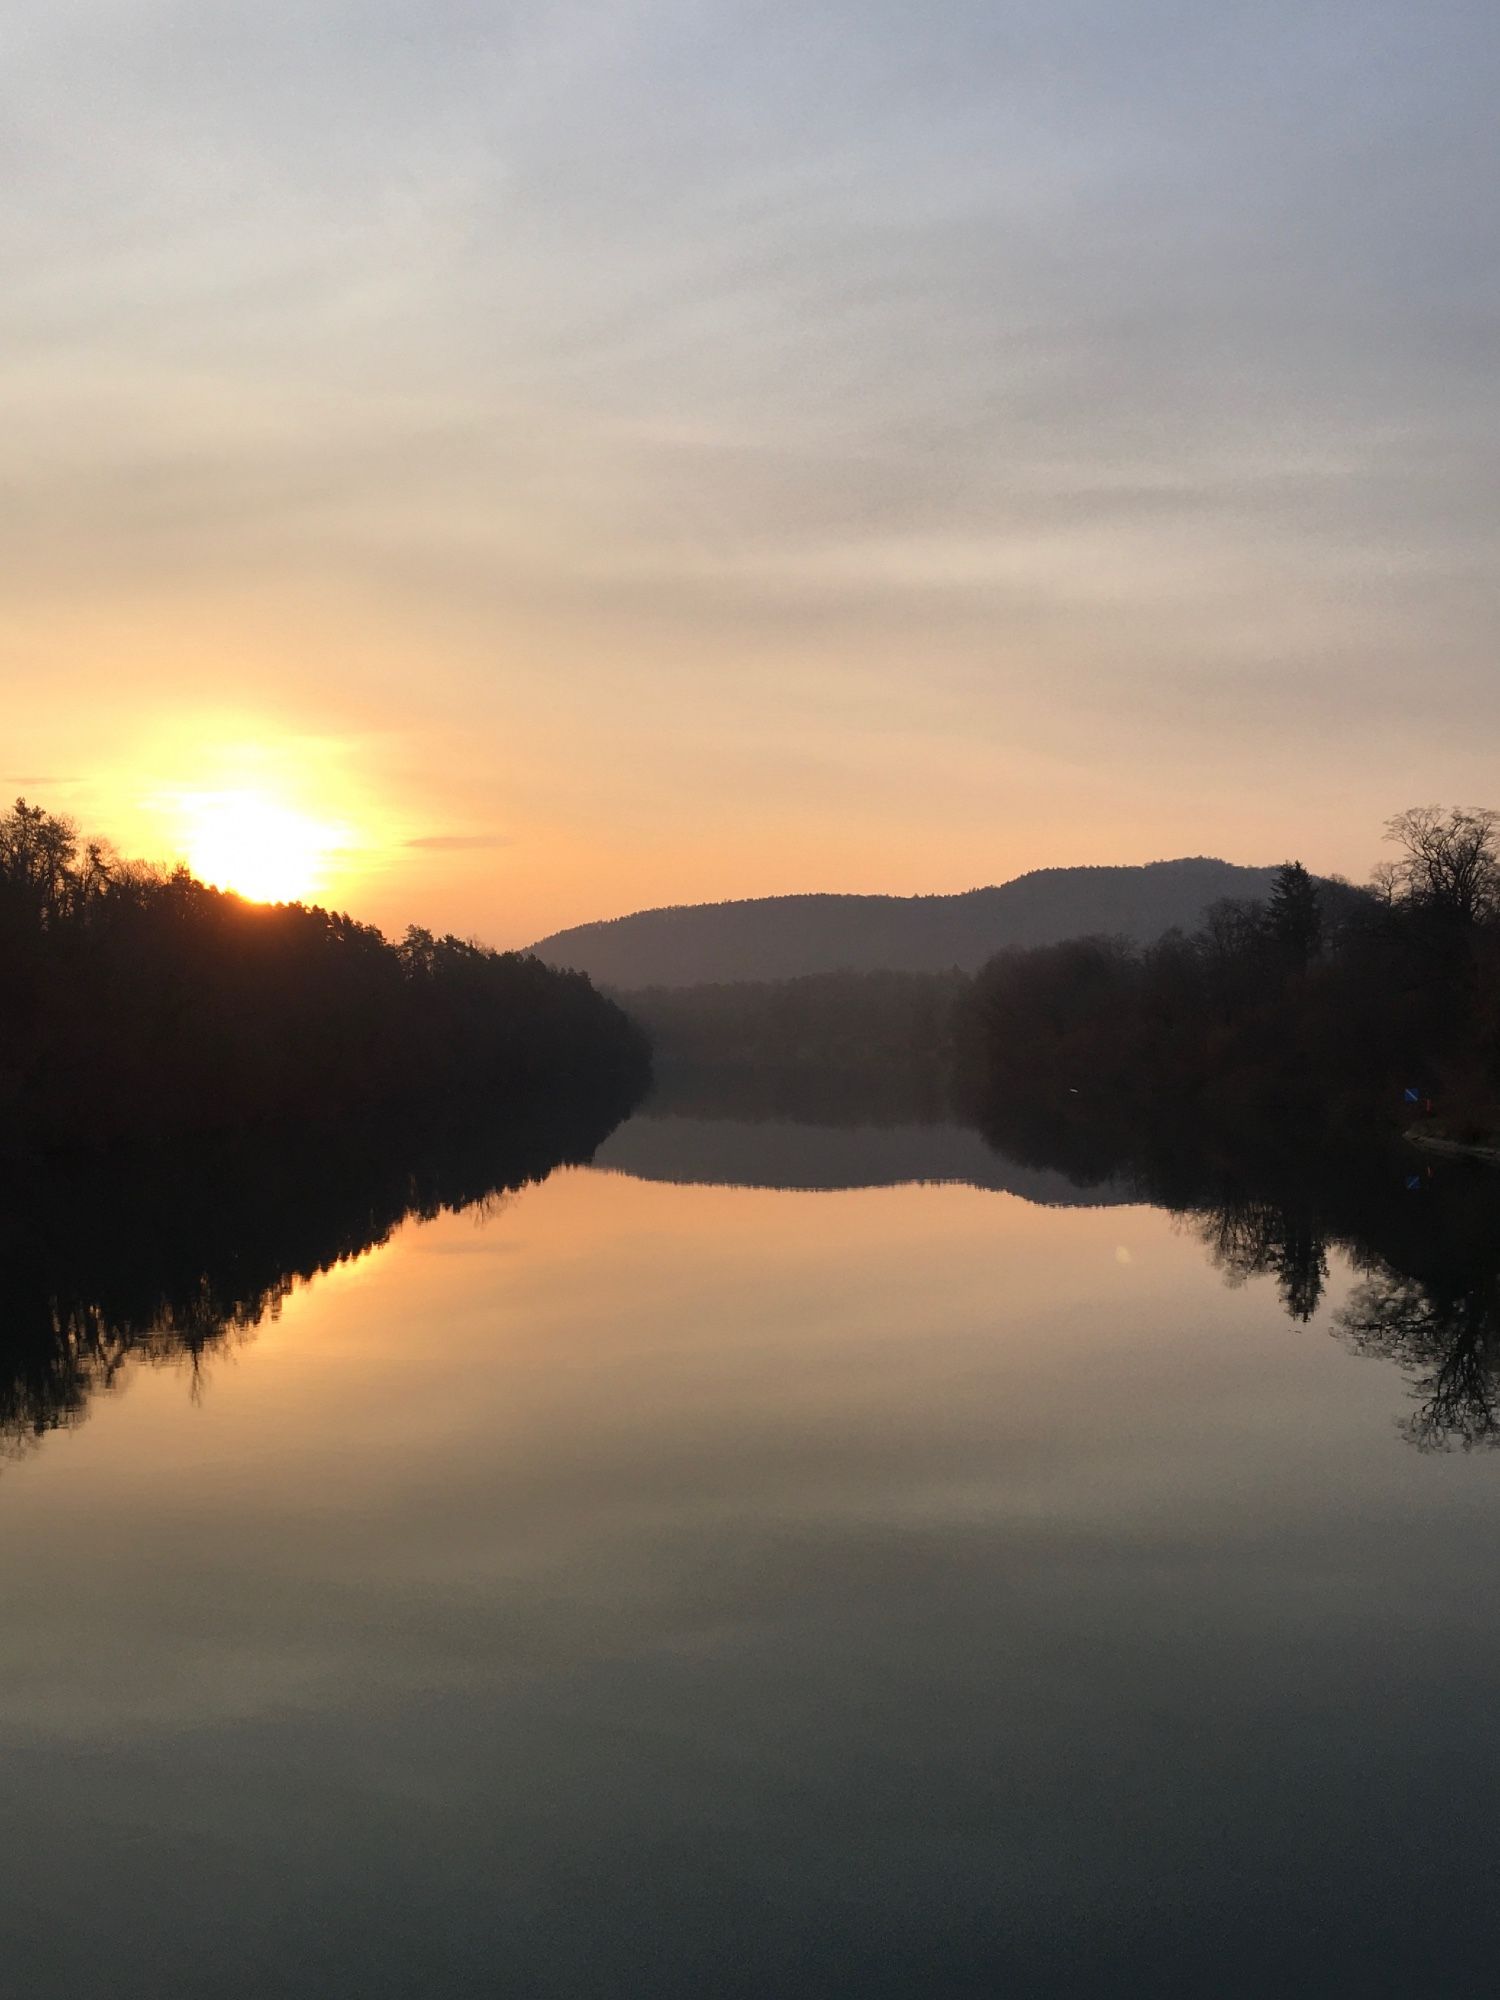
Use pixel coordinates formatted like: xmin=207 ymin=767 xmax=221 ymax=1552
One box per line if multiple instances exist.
xmin=180 ymin=789 xmax=348 ymax=904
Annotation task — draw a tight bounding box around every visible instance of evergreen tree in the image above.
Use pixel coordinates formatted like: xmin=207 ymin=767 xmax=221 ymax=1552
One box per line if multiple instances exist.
xmin=1265 ymin=860 xmax=1321 ymax=973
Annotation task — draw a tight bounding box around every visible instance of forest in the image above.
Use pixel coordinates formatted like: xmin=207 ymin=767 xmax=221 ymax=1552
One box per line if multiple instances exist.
xmin=958 ymin=807 xmax=1500 ymax=1145
xmin=9 ymin=792 xmax=1498 ymax=1158
xmin=626 ymin=968 xmax=966 ymax=1075
xmin=623 ymin=808 xmax=1500 ymax=1153
xmin=0 ymin=798 xmax=650 ymax=1152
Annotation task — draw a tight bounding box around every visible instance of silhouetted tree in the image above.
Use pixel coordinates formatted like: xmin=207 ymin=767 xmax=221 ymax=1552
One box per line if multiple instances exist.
xmin=0 ymin=797 xmax=80 ymax=927
xmin=1265 ymin=861 xmax=1321 ymax=973
xmin=955 ymin=807 xmax=1500 ymax=1136
xmin=1383 ymin=806 xmax=1500 ymax=929
xmin=0 ymin=797 xmax=650 ymax=1152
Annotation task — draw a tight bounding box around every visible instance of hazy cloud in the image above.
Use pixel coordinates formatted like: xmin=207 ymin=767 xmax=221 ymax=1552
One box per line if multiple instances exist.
xmin=4 ymin=0 xmax=1498 ymax=927
xmin=405 ymin=833 xmax=514 ymax=852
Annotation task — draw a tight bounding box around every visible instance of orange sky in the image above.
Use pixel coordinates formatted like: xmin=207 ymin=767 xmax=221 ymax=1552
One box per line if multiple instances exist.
xmin=6 ymin=2 xmax=1497 ymax=948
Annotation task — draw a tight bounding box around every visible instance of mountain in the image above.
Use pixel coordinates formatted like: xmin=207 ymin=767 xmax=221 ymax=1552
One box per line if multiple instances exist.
xmin=529 ymin=859 xmax=1284 ymax=988
xmin=593 ymin=1112 xmax=1132 ymax=1205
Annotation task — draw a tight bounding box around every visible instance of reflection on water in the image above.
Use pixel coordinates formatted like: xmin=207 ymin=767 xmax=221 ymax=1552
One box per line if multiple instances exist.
xmin=5 ymin=1074 xmax=1500 ymax=1458
xmin=595 ymin=1111 xmax=1130 ymax=1202
xmin=0 ymin=1090 xmax=638 ymax=1453
xmin=973 ymin=1096 xmax=1500 ymax=1455
xmin=614 ymin=1074 xmax=1500 ymax=1454
xmin=3 ymin=1076 xmax=1500 ymax=1995
xmin=1340 ymin=1253 xmax=1500 ymax=1450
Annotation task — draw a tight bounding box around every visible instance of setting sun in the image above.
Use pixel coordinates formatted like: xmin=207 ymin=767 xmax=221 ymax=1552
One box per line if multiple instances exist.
xmin=179 ymin=788 xmax=349 ymax=904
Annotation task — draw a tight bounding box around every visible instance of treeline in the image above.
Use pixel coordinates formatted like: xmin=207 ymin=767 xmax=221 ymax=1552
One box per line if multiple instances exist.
xmin=626 ymin=968 xmax=967 ymax=1074
xmin=0 ymin=798 xmax=649 ymax=1151
xmin=958 ymin=808 xmax=1500 ymax=1141
xmin=618 ymin=805 xmax=1500 ymax=1148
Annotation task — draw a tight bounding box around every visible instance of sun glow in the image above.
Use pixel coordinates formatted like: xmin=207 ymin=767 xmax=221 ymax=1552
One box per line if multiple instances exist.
xmin=179 ymin=788 xmax=350 ymax=904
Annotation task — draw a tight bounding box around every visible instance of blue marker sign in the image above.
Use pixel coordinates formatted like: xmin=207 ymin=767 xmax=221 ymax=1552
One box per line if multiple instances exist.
xmin=1404 ymin=1088 xmax=1420 ymax=1104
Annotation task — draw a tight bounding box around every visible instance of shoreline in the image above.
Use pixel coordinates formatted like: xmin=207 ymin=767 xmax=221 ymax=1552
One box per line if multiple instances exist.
xmin=1406 ymin=1126 xmax=1500 ymax=1165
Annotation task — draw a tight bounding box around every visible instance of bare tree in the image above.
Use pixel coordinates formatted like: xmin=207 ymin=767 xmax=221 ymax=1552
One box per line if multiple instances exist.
xmin=1382 ymin=806 xmax=1500 ymax=927
xmin=1367 ymin=859 xmax=1403 ymax=909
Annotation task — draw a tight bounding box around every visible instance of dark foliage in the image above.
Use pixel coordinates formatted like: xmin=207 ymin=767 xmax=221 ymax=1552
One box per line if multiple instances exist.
xmin=0 ymin=798 xmax=650 ymax=1151
xmin=956 ymin=812 xmax=1500 ymax=1140
xmin=626 ymin=968 xmax=967 ymax=1074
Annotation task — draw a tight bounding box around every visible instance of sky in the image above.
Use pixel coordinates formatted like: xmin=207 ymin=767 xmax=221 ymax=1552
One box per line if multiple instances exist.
xmin=4 ymin=0 xmax=1498 ymax=945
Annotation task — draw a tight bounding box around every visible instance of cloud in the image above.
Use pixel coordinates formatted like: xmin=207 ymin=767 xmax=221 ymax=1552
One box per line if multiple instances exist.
xmin=3 ymin=0 xmax=1499 ymax=917
xmin=405 ymin=833 xmax=513 ymax=852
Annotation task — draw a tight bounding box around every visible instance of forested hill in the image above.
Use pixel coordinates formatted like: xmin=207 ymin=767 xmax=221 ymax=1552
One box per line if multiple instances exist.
xmin=0 ymin=797 xmax=649 ymax=1152
xmin=530 ymin=859 xmax=1284 ymax=988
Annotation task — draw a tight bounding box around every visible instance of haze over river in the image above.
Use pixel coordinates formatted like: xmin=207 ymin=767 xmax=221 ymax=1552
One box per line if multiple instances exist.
xmin=2 ymin=1099 xmax=1497 ymax=1996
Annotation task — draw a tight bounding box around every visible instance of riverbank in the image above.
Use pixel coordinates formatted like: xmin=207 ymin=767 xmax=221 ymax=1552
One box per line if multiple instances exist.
xmin=1407 ymin=1120 xmax=1500 ymax=1164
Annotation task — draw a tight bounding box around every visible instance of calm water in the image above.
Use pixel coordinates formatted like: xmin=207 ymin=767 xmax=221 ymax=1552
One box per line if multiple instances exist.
xmin=2 ymin=1100 xmax=1499 ymax=1996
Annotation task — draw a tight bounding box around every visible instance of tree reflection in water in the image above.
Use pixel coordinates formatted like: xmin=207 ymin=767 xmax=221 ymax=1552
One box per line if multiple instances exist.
xmin=1338 ymin=1264 xmax=1500 ymax=1451
xmin=0 ymin=1086 xmax=641 ymax=1457
xmin=1197 ymin=1187 xmax=1500 ymax=1448
xmin=975 ymin=1094 xmax=1500 ymax=1452
xmin=1196 ymin=1196 xmax=1330 ymax=1324
xmin=1195 ymin=1169 xmax=1500 ymax=1448
xmin=8 ymin=1073 xmax=1500 ymax=1459
xmin=633 ymin=1071 xmax=1500 ymax=1454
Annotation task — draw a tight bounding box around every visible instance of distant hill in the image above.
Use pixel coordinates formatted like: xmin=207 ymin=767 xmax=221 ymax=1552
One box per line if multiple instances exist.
xmin=593 ymin=1113 xmax=1132 ymax=1205
xmin=529 ymin=859 xmax=1284 ymax=988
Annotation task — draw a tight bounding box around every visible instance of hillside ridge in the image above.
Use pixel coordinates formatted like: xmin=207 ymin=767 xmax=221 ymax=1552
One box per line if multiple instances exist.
xmin=529 ymin=857 xmax=1286 ymax=988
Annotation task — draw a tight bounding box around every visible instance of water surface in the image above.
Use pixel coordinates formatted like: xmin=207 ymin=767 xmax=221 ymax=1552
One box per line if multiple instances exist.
xmin=2 ymin=1102 xmax=1498 ymax=1996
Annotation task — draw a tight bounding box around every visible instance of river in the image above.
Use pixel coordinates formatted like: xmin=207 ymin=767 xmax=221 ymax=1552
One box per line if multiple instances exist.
xmin=1 ymin=1093 xmax=1496 ymax=1995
